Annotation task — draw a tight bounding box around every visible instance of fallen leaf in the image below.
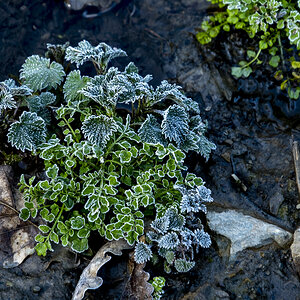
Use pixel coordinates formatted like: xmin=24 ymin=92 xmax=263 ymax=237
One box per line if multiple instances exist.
xmin=122 ymin=251 xmax=154 ymax=300
xmin=0 ymin=165 xmax=38 ymax=268
xmin=72 ymin=239 xmax=133 ymax=300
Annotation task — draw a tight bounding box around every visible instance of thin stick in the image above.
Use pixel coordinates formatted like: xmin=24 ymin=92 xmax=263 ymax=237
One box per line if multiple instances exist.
xmin=292 ymin=138 xmax=300 ymax=203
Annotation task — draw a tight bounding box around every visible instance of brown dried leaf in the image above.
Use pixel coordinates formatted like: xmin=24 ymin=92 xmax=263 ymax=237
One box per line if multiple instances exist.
xmin=72 ymin=239 xmax=133 ymax=300
xmin=0 ymin=165 xmax=38 ymax=268
xmin=121 ymin=252 xmax=154 ymax=300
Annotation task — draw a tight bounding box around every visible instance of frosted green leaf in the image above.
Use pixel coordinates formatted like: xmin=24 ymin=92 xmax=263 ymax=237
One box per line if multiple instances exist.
xmin=82 ymin=115 xmax=118 ymax=148
xmin=0 ymin=83 xmax=16 ymax=114
xmin=138 ymin=115 xmax=165 ymax=145
xmin=65 ymin=40 xmax=126 ymax=72
xmin=71 ymin=238 xmax=89 ymax=253
xmin=161 ymin=105 xmax=189 ymax=146
xmin=20 ymin=55 xmax=65 ymax=91
xmin=7 ymin=111 xmax=46 ymax=152
xmin=63 ymin=70 xmax=90 ymax=102
xmin=158 ymin=232 xmax=179 ymax=249
xmin=134 ymin=242 xmax=152 ymax=264
xmin=19 ymin=207 xmax=30 ymax=221
xmin=174 ymin=259 xmax=195 ymax=273
xmin=71 ymin=216 xmax=85 ymax=230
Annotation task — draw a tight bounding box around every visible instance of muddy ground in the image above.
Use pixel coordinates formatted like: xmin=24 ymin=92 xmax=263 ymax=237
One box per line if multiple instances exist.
xmin=1 ymin=0 xmax=300 ymax=299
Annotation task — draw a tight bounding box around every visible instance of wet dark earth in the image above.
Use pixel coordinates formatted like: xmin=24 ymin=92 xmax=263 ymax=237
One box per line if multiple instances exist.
xmin=1 ymin=0 xmax=300 ymax=299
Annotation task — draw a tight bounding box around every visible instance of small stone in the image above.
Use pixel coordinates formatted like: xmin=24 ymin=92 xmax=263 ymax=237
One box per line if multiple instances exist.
xmin=269 ymin=189 xmax=284 ymax=215
xmin=207 ymin=209 xmax=293 ymax=259
xmin=265 ymin=270 xmax=270 ymax=276
xmin=224 ymin=139 xmax=233 ymax=146
xmin=221 ymin=152 xmax=231 ymax=163
xmin=296 ymin=204 xmax=300 ymax=210
xmin=33 ymin=286 xmax=41 ymax=293
xmin=6 ymin=281 xmax=13 ymax=287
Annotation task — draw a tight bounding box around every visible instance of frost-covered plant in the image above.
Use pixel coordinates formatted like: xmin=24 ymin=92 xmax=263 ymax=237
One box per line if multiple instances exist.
xmin=197 ymin=0 xmax=300 ymax=99
xmin=12 ymin=41 xmax=214 ymax=271
xmin=141 ymin=179 xmax=212 ymax=273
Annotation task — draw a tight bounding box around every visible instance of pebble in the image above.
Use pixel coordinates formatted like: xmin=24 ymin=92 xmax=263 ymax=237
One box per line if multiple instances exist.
xmin=33 ymin=286 xmax=41 ymax=293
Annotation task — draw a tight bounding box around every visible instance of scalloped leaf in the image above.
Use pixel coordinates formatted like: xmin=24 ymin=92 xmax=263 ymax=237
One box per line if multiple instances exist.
xmin=63 ymin=70 xmax=91 ymax=102
xmin=80 ymin=71 xmax=119 ymax=109
xmin=20 ymin=55 xmax=65 ymax=91
xmin=138 ymin=115 xmax=165 ymax=145
xmin=151 ymin=80 xmax=200 ymax=113
xmin=7 ymin=111 xmax=46 ymax=152
xmin=81 ymin=115 xmax=118 ymax=148
xmin=26 ymin=92 xmax=56 ymax=123
xmin=161 ymin=104 xmax=189 ymax=146
xmin=174 ymin=258 xmax=195 ymax=273
xmin=0 ymin=83 xmax=16 ymax=114
xmin=65 ymin=40 xmax=126 ymax=72
xmin=134 ymin=242 xmax=152 ymax=264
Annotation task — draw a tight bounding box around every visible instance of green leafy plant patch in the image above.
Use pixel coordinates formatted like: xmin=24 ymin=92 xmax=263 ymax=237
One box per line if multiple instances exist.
xmin=197 ymin=0 xmax=300 ymax=99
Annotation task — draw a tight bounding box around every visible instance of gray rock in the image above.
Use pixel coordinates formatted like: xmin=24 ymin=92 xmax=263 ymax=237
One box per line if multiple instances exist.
xmin=207 ymin=210 xmax=292 ymax=259
xmin=269 ymin=188 xmax=284 ymax=215
xmin=291 ymin=227 xmax=300 ymax=276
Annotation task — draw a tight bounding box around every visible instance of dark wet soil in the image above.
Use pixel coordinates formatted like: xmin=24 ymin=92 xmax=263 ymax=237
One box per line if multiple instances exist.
xmin=1 ymin=0 xmax=300 ymax=299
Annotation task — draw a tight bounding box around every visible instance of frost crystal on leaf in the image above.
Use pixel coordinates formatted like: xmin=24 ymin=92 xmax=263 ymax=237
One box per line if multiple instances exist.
xmin=82 ymin=115 xmax=118 ymax=148
xmin=176 ymin=184 xmax=213 ymax=214
xmin=7 ymin=111 xmax=46 ymax=152
xmin=65 ymin=40 xmax=126 ymax=72
xmin=161 ymin=104 xmax=189 ymax=146
xmin=26 ymin=92 xmax=56 ymax=124
xmin=138 ymin=115 xmax=165 ymax=145
xmin=63 ymin=70 xmax=90 ymax=102
xmin=158 ymin=232 xmax=180 ymax=249
xmin=174 ymin=258 xmax=195 ymax=273
xmin=194 ymin=229 xmax=211 ymax=249
xmin=134 ymin=242 xmax=152 ymax=264
xmin=150 ymin=216 xmax=170 ymax=234
xmin=20 ymin=55 xmax=65 ymax=91
xmin=151 ymin=80 xmax=200 ymax=113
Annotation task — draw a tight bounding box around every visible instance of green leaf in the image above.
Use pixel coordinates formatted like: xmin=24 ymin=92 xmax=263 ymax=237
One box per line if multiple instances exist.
xmin=77 ymin=228 xmax=90 ymax=238
xmin=247 ymin=50 xmax=256 ymax=58
xmin=108 ymin=175 xmax=120 ymax=187
xmin=61 ymin=235 xmax=69 ymax=247
xmin=35 ymin=242 xmax=47 ymax=256
xmin=57 ymin=221 xmax=68 ymax=234
xmin=231 ymin=67 xmax=243 ymax=78
xmin=20 ymin=55 xmax=65 ymax=91
xmin=138 ymin=115 xmax=165 ymax=145
xmin=46 ymin=164 xmax=59 ymax=180
xmin=19 ymin=207 xmax=30 ymax=221
xmin=50 ymin=232 xmax=59 ymax=244
xmin=71 ymin=216 xmax=85 ymax=230
xmin=161 ymin=105 xmax=189 ymax=146
xmin=118 ymin=150 xmax=132 ymax=163
xmin=82 ymin=185 xmax=95 ymax=196
xmin=63 ymin=70 xmax=90 ymax=102
xmin=39 ymin=225 xmax=50 ymax=234
xmin=242 ymin=66 xmax=252 ymax=77
xmin=292 ymin=61 xmax=300 ymax=69
xmin=269 ymin=56 xmax=280 ymax=68
xmin=35 ymin=234 xmax=45 ymax=243
xmin=71 ymin=238 xmax=89 ymax=253
xmin=82 ymin=115 xmax=118 ymax=148
xmin=7 ymin=111 xmax=46 ymax=152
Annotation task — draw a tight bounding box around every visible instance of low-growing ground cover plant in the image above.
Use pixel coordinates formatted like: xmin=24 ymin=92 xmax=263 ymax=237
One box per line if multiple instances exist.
xmin=1 ymin=41 xmax=215 ymax=286
xmin=197 ymin=0 xmax=300 ymax=99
